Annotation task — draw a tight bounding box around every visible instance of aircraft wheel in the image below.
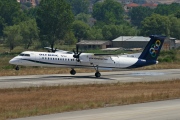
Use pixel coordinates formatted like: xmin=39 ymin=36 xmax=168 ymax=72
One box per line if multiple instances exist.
xmin=70 ymin=69 xmax=76 ymax=75
xmin=15 ymin=66 xmax=19 ymax=71
xmin=95 ymin=72 xmax=101 ymax=78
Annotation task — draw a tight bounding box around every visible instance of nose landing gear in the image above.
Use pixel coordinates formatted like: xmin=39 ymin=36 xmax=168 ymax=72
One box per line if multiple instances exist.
xmin=15 ymin=66 xmax=19 ymax=71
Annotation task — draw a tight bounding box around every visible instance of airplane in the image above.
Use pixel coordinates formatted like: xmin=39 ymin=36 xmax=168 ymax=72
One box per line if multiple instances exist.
xmin=9 ymin=35 xmax=166 ymax=78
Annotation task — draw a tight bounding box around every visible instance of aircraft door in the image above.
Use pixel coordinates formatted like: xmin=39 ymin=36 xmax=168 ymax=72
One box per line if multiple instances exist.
xmin=29 ymin=53 xmax=37 ymax=65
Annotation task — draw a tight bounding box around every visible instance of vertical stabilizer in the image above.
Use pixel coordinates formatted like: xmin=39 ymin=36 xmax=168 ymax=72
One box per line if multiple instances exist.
xmin=139 ymin=35 xmax=166 ymax=61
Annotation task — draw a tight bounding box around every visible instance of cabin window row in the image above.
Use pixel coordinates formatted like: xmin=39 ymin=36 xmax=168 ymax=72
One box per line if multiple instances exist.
xmin=41 ymin=57 xmax=75 ymax=61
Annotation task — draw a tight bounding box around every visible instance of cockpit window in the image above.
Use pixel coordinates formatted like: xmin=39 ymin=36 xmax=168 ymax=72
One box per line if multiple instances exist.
xmin=24 ymin=54 xmax=30 ymax=56
xmin=19 ymin=54 xmax=30 ymax=57
xmin=19 ymin=54 xmax=24 ymax=56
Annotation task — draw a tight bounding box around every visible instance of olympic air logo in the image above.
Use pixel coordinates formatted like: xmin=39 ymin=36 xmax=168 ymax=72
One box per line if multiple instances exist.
xmin=149 ymin=40 xmax=161 ymax=57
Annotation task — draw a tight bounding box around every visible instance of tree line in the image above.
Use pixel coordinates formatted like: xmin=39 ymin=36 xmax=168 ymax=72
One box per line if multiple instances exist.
xmin=0 ymin=0 xmax=180 ymax=51
xmin=129 ymin=3 xmax=180 ymax=39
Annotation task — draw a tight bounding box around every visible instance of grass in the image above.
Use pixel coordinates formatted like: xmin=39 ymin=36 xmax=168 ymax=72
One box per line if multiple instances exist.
xmin=0 ymin=80 xmax=180 ymax=120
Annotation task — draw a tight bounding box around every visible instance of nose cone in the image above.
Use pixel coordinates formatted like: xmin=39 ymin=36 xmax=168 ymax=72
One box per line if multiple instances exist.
xmin=9 ymin=58 xmax=19 ymax=65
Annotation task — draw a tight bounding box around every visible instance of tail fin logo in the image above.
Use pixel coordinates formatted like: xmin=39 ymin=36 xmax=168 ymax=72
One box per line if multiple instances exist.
xmin=149 ymin=40 xmax=161 ymax=57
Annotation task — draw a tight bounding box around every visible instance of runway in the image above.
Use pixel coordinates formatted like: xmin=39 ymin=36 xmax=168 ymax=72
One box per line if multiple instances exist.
xmin=13 ymin=99 xmax=180 ymax=120
xmin=0 ymin=69 xmax=179 ymax=88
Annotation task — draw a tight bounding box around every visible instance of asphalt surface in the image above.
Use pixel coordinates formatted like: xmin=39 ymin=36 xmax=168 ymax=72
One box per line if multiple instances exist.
xmin=0 ymin=69 xmax=180 ymax=88
xmin=13 ymin=99 xmax=180 ymax=120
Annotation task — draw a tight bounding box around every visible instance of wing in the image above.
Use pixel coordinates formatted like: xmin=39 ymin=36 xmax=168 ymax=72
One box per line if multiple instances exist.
xmin=94 ymin=54 xmax=116 ymax=56
xmin=44 ymin=47 xmax=73 ymax=54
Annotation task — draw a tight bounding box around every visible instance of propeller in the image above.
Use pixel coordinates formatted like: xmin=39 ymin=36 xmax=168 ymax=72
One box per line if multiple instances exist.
xmin=52 ymin=48 xmax=58 ymax=53
xmin=44 ymin=47 xmax=59 ymax=53
xmin=73 ymin=39 xmax=82 ymax=62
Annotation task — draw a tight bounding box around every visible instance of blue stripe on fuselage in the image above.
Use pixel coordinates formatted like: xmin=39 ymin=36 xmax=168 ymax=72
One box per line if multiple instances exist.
xmin=127 ymin=59 xmax=156 ymax=68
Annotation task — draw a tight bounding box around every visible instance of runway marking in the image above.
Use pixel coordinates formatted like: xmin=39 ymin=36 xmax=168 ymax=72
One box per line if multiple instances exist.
xmin=131 ymin=72 xmax=165 ymax=76
xmin=21 ymin=81 xmax=59 ymax=84
xmin=59 ymin=104 xmax=180 ymax=120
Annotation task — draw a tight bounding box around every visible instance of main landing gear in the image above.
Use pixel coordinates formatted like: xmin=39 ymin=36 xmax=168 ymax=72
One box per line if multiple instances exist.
xmin=70 ymin=65 xmax=101 ymax=78
xmin=70 ymin=69 xmax=76 ymax=75
xmin=95 ymin=71 xmax=101 ymax=78
xmin=15 ymin=65 xmax=19 ymax=71
xmin=94 ymin=65 xmax=101 ymax=78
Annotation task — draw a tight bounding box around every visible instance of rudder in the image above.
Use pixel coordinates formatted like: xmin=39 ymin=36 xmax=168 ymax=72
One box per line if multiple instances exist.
xmin=139 ymin=35 xmax=166 ymax=61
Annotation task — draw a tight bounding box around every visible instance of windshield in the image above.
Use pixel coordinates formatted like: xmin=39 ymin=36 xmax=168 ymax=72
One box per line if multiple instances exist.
xmin=19 ymin=53 xmax=30 ymax=57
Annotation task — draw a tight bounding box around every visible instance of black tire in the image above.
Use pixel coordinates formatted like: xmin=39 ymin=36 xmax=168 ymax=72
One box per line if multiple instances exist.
xmin=95 ymin=72 xmax=101 ymax=78
xmin=70 ymin=69 xmax=76 ymax=75
xmin=15 ymin=66 xmax=19 ymax=71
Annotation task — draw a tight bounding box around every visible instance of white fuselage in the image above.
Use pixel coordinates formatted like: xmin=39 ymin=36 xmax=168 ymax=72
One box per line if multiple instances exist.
xmin=9 ymin=51 xmax=142 ymax=70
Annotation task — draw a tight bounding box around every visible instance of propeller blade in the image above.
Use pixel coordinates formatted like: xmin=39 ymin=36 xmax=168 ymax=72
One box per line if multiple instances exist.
xmin=78 ymin=51 xmax=82 ymax=56
xmin=72 ymin=39 xmax=81 ymax=62
xmin=76 ymin=45 xmax=79 ymax=54
xmin=73 ymin=49 xmax=76 ymax=54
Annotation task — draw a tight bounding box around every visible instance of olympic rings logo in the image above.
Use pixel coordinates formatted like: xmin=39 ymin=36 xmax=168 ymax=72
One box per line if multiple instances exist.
xmin=149 ymin=40 xmax=161 ymax=57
